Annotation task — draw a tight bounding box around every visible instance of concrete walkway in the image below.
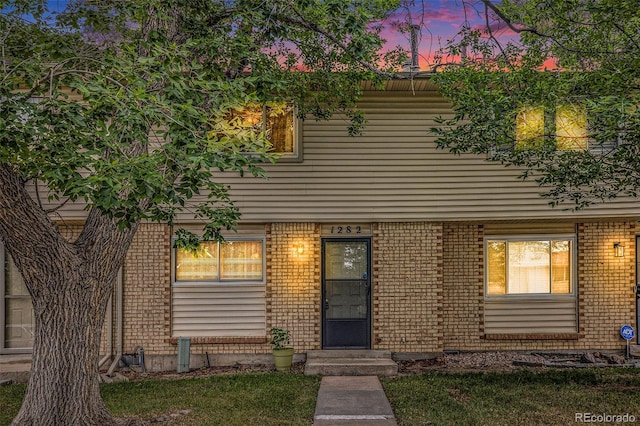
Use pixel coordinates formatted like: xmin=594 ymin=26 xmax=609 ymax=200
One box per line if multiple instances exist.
xmin=313 ymin=376 xmax=397 ymax=425
xmin=3 ymin=359 xmax=400 ymax=425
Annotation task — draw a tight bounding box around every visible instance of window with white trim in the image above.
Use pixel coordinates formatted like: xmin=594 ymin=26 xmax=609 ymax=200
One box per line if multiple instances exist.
xmin=1 ymin=246 xmax=34 ymax=352
xmin=171 ymin=235 xmax=267 ymax=339
xmin=230 ymin=102 xmax=301 ymax=161
xmin=486 ymin=237 xmax=574 ymax=296
xmin=174 ymin=239 xmax=265 ymax=283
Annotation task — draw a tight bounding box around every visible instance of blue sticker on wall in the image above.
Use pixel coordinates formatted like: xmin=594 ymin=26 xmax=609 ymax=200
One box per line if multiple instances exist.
xmin=620 ymin=325 xmax=635 ymax=341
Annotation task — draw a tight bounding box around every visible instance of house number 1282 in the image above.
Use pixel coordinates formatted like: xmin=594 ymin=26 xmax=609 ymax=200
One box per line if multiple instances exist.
xmin=331 ymin=226 xmax=361 ymax=234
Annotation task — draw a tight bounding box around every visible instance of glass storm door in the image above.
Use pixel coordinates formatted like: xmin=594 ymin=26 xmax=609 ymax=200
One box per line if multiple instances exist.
xmin=322 ymin=239 xmax=371 ymax=349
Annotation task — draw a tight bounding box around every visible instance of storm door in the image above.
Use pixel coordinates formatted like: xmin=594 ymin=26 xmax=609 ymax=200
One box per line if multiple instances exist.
xmin=322 ymin=239 xmax=371 ymax=349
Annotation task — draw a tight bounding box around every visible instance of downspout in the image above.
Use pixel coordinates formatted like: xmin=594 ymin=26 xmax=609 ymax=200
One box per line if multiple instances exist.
xmin=106 ymin=268 xmax=123 ymax=376
xmin=98 ymin=292 xmax=113 ymax=369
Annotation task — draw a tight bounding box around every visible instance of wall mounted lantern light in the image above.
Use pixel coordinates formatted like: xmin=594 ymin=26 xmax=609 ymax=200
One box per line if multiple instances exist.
xmin=614 ymin=242 xmax=624 ymax=257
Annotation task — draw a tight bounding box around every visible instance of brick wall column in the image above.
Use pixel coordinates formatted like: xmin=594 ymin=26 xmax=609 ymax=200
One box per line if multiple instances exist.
xmin=442 ymin=223 xmax=484 ymax=348
xmin=578 ymin=221 xmax=636 ymax=348
xmin=123 ymin=223 xmax=171 ymax=354
xmin=266 ymin=223 xmax=321 ymax=351
xmin=372 ymin=222 xmax=443 ymax=353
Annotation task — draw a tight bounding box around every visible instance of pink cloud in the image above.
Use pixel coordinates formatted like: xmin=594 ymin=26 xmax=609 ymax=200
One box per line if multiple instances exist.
xmin=376 ymin=1 xmax=524 ymax=70
xmin=470 ymin=21 xmax=518 ymax=37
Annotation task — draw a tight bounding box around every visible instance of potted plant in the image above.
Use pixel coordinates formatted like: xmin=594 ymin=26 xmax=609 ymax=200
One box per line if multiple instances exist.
xmin=270 ymin=327 xmax=294 ymax=371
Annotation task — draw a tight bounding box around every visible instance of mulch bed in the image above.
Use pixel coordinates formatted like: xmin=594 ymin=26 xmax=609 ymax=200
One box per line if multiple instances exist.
xmin=118 ymin=351 xmax=638 ymax=381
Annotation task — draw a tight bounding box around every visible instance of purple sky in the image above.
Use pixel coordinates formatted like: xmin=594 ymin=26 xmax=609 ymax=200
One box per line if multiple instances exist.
xmin=381 ymin=0 xmax=518 ymax=69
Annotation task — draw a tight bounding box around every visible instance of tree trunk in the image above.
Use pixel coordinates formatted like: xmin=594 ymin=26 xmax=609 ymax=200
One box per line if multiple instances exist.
xmin=11 ymin=271 xmax=135 ymax=426
xmin=0 ymin=163 xmax=142 ymax=425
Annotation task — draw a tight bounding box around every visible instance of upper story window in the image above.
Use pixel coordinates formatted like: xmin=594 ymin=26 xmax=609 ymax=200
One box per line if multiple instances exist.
xmin=230 ymin=103 xmax=300 ymax=161
xmin=486 ymin=237 xmax=574 ymax=296
xmin=516 ymin=104 xmax=587 ymax=151
xmin=174 ymin=238 xmax=265 ymax=283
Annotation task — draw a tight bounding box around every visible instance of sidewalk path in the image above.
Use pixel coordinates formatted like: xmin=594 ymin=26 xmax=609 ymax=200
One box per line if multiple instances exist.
xmin=313 ymin=376 xmax=397 ymax=425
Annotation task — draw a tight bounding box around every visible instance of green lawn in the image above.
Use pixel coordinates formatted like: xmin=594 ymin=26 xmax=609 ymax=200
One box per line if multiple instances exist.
xmin=0 ymin=373 xmax=321 ymax=426
xmin=3 ymin=369 xmax=640 ymax=425
xmin=382 ymin=368 xmax=640 ymax=426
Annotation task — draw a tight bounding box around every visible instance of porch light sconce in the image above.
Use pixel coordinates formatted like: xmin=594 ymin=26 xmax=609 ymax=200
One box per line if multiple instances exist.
xmin=614 ymin=242 xmax=624 ymax=257
xmin=295 ymin=242 xmax=305 ymax=256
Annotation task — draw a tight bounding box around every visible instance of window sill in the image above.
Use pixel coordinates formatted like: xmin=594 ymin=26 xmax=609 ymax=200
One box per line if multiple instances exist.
xmin=485 ymin=294 xmax=576 ymax=301
xmin=172 ymin=281 xmax=266 ymax=287
xmin=484 ymin=333 xmax=579 ymax=340
xmin=169 ymin=337 xmax=267 ymax=345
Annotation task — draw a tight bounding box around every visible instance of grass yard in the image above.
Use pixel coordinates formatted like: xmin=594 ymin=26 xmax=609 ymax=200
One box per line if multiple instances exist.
xmin=382 ymin=368 xmax=640 ymax=426
xmin=3 ymin=368 xmax=640 ymax=425
xmin=0 ymin=373 xmax=321 ymax=426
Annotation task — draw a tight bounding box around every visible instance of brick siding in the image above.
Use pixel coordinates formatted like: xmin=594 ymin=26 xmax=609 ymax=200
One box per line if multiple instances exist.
xmin=97 ymin=219 xmax=637 ymax=367
xmin=442 ymin=221 xmax=636 ymax=351
xmin=266 ymin=223 xmax=321 ymax=352
xmin=372 ymin=222 xmax=443 ymax=352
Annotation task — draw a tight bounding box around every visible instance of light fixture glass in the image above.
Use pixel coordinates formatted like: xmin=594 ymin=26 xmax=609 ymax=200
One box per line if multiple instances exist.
xmin=614 ymin=242 xmax=624 ymax=257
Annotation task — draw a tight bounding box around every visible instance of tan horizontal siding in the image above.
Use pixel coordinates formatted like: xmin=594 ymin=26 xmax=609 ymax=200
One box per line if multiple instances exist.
xmin=484 ymin=223 xmax=576 ymax=235
xmin=29 ymin=89 xmax=640 ymax=223
xmin=171 ymin=284 xmax=266 ymax=338
xmin=484 ymin=298 xmax=577 ymax=334
xmin=173 ymin=223 xmax=266 ymax=236
xmin=208 ymin=90 xmax=640 ymax=222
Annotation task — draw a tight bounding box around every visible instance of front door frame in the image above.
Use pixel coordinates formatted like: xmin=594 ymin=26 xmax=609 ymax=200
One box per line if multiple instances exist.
xmin=637 ymin=236 xmax=639 ymax=345
xmin=321 ymin=237 xmax=372 ymax=349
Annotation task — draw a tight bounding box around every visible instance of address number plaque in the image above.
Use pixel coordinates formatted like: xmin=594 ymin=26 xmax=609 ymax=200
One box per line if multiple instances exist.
xmin=321 ymin=224 xmax=372 ymax=237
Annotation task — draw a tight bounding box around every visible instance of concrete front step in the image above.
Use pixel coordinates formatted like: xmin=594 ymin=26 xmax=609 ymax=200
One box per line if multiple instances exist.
xmin=305 ymin=351 xmax=398 ymax=376
xmin=307 ymin=350 xmax=392 ymax=360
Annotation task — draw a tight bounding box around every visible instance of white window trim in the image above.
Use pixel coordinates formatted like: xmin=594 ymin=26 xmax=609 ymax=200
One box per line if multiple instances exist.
xmin=240 ymin=104 xmax=303 ymax=163
xmin=275 ymin=113 xmax=303 ymax=162
xmin=0 ymin=243 xmax=35 ymax=354
xmin=263 ymin=109 xmax=303 ymax=163
xmin=484 ymin=234 xmax=577 ymax=300
xmin=171 ymin=236 xmax=266 ymax=287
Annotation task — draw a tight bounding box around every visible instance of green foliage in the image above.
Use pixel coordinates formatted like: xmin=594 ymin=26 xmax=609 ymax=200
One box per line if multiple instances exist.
xmin=269 ymin=327 xmax=291 ymax=350
xmin=0 ymin=0 xmax=401 ymax=241
xmin=432 ymin=0 xmax=640 ymax=209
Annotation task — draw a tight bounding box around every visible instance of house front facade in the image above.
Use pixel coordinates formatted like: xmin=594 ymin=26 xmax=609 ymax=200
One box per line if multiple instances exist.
xmin=2 ymin=77 xmax=639 ymax=370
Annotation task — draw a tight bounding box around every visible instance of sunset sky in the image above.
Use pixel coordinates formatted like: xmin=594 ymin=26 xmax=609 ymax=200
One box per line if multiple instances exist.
xmin=381 ymin=0 xmax=518 ymax=70
xmin=39 ymin=0 xmax=519 ymax=71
